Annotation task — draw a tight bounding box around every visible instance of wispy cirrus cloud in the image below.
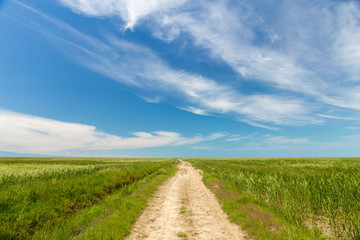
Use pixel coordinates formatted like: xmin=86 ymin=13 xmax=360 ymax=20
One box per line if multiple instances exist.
xmin=146 ymin=0 xmax=360 ymax=111
xmin=0 ymin=109 xmax=224 ymax=155
xmin=191 ymin=146 xmax=213 ymax=150
xmin=225 ymin=134 xmax=308 ymax=145
xmin=153 ymin=2 xmax=323 ymax=97
xmin=318 ymin=114 xmax=360 ymax=121
xmin=331 ymin=2 xmax=360 ymax=82
xmin=8 ymin=1 xmax=319 ymax=128
xmin=225 ymin=134 xmax=310 ymax=154
xmin=85 ymin=36 xmax=315 ymax=126
xmin=56 ymin=0 xmax=360 ymax=121
xmin=58 ymin=0 xmax=360 ymax=115
xmin=225 ymin=134 xmax=255 ymax=142
xmin=265 ymin=136 xmax=309 ymax=145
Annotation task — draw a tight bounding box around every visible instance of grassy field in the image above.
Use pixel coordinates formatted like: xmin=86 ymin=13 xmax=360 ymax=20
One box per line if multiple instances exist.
xmin=188 ymin=158 xmax=360 ymax=240
xmin=2 ymin=157 xmax=359 ymax=240
xmin=0 ymin=157 xmax=177 ymax=240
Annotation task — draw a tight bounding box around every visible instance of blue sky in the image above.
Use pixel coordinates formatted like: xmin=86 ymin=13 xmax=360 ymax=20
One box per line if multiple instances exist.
xmin=0 ymin=0 xmax=360 ymax=158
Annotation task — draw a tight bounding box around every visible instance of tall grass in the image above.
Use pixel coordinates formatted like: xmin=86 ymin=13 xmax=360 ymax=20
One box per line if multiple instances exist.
xmin=188 ymin=158 xmax=360 ymax=239
xmin=0 ymin=157 xmax=176 ymax=239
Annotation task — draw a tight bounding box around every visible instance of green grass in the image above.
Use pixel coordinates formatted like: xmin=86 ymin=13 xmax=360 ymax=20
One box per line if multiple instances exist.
xmin=0 ymin=157 xmax=177 ymax=239
xmin=177 ymin=232 xmax=188 ymax=239
xmin=188 ymin=158 xmax=360 ymax=240
xmin=180 ymin=206 xmax=187 ymax=215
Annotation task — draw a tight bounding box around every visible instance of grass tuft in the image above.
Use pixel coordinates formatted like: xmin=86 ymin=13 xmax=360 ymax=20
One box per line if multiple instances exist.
xmin=177 ymin=232 xmax=188 ymax=239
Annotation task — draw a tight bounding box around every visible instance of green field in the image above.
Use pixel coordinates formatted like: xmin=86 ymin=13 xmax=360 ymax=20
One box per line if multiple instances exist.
xmin=188 ymin=158 xmax=360 ymax=239
xmin=0 ymin=157 xmax=177 ymax=239
xmin=2 ymin=157 xmax=359 ymax=240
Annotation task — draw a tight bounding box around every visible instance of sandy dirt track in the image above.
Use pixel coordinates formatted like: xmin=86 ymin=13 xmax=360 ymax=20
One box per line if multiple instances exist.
xmin=127 ymin=160 xmax=247 ymax=240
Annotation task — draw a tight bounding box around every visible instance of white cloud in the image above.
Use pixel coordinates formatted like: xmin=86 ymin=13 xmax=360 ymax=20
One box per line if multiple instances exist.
xmin=57 ymin=0 xmax=189 ymax=29
xmin=320 ymin=87 xmax=360 ymax=110
xmin=56 ymin=0 xmax=327 ymax=99
xmin=140 ymin=95 xmax=163 ymax=104
xmin=242 ymin=120 xmax=281 ymax=131
xmin=149 ymin=1 xmax=325 ymax=96
xmin=179 ymin=106 xmax=210 ymax=116
xmin=265 ymin=136 xmax=309 ymax=145
xmin=173 ymin=133 xmax=225 ymax=146
xmin=136 ymin=0 xmax=360 ymax=114
xmin=225 ymin=134 xmax=254 ymax=142
xmin=227 ymin=134 xmax=310 ymax=153
xmin=191 ymin=146 xmax=212 ymax=150
xmin=0 ymin=109 xmax=224 ymax=155
xmin=225 ymin=138 xmax=241 ymax=142
xmin=13 ymin=1 xmax=360 ymax=129
xmin=318 ymin=114 xmax=360 ymax=121
xmin=10 ymin=1 xmax=317 ymax=127
xmin=269 ymin=34 xmax=282 ymax=43
xmin=332 ymin=2 xmax=360 ymax=82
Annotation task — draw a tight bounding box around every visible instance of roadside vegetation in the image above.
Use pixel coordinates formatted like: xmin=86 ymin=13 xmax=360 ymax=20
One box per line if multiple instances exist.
xmin=0 ymin=157 xmax=177 ymax=239
xmin=188 ymin=158 xmax=360 ymax=240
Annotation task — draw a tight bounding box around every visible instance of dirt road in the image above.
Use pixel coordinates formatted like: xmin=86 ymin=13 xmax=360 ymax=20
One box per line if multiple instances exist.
xmin=127 ymin=160 xmax=247 ymax=240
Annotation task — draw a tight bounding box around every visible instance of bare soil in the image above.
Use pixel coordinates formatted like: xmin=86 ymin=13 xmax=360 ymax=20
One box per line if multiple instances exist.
xmin=126 ymin=160 xmax=248 ymax=240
